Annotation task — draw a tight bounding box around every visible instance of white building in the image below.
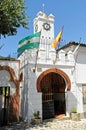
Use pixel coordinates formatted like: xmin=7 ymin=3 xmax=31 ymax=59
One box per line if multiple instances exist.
xmin=18 ymin=11 xmax=86 ymax=122
xmin=0 ymin=57 xmax=21 ymax=125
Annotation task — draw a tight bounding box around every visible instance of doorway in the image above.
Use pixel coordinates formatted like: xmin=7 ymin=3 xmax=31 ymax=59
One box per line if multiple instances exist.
xmin=0 ymin=87 xmax=10 ymax=125
xmin=41 ymin=72 xmax=66 ymax=119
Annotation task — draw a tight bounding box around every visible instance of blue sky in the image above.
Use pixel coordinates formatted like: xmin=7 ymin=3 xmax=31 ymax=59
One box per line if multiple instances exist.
xmin=0 ymin=0 xmax=86 ymax=57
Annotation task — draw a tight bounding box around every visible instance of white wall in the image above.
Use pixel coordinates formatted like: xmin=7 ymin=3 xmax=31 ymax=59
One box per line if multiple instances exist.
xmin=0 ymin=60 xmax=20 ymax=79
xmin=0 ymin=60 xmax=20 ymax=95
xmin=76 ymin=48 xmax=86 ymax=83
xmin=19 ymin=44 xmax=86 ymax=121
xmin=20 ymin=63 xmax=42 ymax=122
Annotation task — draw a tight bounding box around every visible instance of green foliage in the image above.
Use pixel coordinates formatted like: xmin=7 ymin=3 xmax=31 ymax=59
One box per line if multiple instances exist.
xmin=33 ymin=111 xmax=40 ymax=119
xmin=0 ymin=0 xmax=29 ymax=37
xmin=71 ymin=108 xmax=77 ymax=113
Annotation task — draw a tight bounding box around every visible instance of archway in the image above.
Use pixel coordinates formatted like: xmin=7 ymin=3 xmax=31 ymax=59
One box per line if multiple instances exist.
xmin=37 ymin=68 xmax=71 ymax=119
xmin=0 ymin=65 xmax=21 ymax=124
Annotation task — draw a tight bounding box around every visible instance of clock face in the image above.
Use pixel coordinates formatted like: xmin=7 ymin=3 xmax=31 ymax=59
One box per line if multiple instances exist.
xmin=35 ymin=24 xmax=38 ymax=32
xmin=43 ymin=23 xmax=51 ymax=31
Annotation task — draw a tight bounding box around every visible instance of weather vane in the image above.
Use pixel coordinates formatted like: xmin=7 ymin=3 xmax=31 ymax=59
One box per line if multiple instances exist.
xmin=42 ymin=3 xmax=45 ymax=13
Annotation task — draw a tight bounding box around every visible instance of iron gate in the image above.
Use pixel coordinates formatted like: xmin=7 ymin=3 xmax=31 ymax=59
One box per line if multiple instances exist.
xmin=41 ymin=72 xmax=66 ymax=119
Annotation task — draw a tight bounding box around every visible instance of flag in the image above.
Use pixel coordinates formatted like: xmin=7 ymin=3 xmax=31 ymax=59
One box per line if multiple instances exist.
xmin=51 ymin=26 xmax=64 ymax=48
xmin=17 ymin=31 xmax=41 ymax=52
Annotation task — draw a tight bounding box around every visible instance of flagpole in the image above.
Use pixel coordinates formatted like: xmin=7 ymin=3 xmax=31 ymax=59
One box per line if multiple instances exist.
xmin=53 ymin=26 xmax=64 ymax=65
xmin=34 ymin=31 xmax=41 ymax=72
xmin=74 ymin=38 xmax=81 ymax=70
xmin=34 ymin=49 xmax=39 ymax=72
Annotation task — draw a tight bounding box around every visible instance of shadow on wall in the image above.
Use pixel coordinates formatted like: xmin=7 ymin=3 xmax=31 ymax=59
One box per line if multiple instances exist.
xmin=67 ymin=91 xmax=77 ymax=113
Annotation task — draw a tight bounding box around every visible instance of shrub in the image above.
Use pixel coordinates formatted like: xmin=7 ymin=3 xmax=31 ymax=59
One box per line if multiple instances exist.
xmin=33 ymin=111 xmax=40 ymax=119
xmin=71 ymin=108 xmax=77 ymax=113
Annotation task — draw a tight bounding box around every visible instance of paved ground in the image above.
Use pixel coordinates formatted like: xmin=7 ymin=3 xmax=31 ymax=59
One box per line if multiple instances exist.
xmin=0 ymin=118 xmax=86 ymax=130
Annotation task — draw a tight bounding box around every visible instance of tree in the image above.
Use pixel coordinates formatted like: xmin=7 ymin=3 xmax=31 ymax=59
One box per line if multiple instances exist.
xmin=0 ymin=0 xmax=29 ymax=37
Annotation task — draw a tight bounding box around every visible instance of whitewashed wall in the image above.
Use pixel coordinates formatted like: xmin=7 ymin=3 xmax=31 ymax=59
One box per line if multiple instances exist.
xmin=0 ymin=60 xmax=19 ymax=79
xmin=19 ymin=44 xmax=86 ymax=121
xmin=0 ymin=60 xmax=20 ymax=95
xmin=20 ymin=63 xmax=42 ymax=122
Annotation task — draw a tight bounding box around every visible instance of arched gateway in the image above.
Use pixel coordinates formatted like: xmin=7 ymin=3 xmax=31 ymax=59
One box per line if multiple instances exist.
xmin=37 ymin=68 xmax=71 ymax=119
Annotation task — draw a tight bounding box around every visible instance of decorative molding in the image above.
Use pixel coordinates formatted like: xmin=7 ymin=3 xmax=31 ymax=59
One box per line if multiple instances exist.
xmin=36 ymin=68 xmax=71 ymax=92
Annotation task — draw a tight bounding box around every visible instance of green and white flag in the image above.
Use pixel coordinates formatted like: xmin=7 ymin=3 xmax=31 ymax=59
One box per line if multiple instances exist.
xmin=17 ymin=31 xmax=41 ymax=52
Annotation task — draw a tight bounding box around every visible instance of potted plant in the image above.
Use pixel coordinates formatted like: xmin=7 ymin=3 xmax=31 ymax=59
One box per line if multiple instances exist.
xmin=31 ymin=111 xmax=42 ymax=124
xmin=33 ymin=111 xmax=40 ymax=119
xmin=71 ymin=108 xmax=77 ymax=113
xmin=71 ymin=108 xmax=80 ymax=121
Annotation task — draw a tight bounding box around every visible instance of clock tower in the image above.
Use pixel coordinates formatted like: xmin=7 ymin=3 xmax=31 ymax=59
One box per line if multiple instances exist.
xmin=33 ymin=11 xmax=56 ymax=61
xmin=33 ymin=11 xmax=54 ymax=43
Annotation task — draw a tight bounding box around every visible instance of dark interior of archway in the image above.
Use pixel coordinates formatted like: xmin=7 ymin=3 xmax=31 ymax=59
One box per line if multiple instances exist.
xmin=41 ymin=72 xmax=66 ymax=119
xmin=0 ymin=87 xmax=10 ymax=126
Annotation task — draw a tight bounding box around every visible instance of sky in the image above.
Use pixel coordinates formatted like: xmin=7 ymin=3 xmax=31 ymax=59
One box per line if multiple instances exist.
xmin=0 ymin=0 xmax=86 ymax=57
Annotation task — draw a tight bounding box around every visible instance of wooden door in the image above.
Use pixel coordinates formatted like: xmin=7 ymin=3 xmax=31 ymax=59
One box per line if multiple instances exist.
xmin=41 ymin=72 xmax=66 ymax=119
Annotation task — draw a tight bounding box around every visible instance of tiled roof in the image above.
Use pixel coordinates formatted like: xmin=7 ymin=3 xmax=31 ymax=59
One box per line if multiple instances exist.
xmin=56 ymin=41 xmax=86 ymax=51
xmin=0 ymin=56 xmax=17 ymax=61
